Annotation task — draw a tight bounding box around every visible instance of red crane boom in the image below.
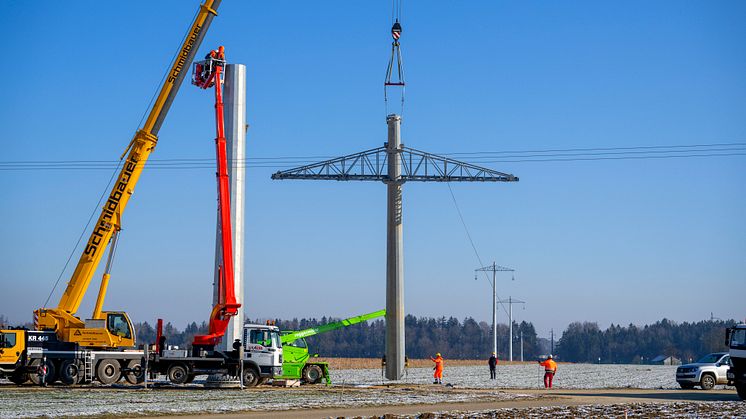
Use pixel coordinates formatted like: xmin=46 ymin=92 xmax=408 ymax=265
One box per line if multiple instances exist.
xmin=191 ymin=46 xmax=240 ymax=348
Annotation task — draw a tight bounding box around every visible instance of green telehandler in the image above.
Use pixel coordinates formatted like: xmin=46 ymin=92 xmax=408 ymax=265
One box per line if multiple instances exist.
xmin=279 ymin=309 xmax=385 ymax=385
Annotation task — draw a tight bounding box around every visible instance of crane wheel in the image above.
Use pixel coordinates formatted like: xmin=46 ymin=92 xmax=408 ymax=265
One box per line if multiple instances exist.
xmin=9 ymin=371 xmax=29 ymax=385
xmin=60 ymin=360 xmax=83 ymax=385
xmin=167 ymin=364 xmax=190 ymax=385
xmin=242 ymin=366 xmax=259 ymax=387
xmin=29 ymin=358 xmax=57 ymax=385
xmin=302 ymin=365 xmax=323 ymax=384
xmin=123 ymin=359 xmax=144 ymax=385
xmin=96 ymin=359 xmax=121 ymax=385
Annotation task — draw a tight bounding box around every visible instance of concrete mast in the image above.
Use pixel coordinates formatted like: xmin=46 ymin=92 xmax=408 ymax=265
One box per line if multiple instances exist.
xmin=385 ymin=114 xmax=405 ymax=380
xmin=214 ymin=63 xmax=246 ymax=350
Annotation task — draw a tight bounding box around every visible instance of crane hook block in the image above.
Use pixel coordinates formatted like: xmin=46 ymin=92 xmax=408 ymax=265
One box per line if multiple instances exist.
xmin=391 ymin=20 xmax=402 ymax=40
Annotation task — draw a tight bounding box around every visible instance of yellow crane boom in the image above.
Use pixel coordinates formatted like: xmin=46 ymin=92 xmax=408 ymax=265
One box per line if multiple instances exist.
xmin=36 ymin=0 xmax=223 ymax=348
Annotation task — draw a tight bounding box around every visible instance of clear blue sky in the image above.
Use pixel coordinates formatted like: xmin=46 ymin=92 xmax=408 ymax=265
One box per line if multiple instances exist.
xmin=1 ymin=1 xmax=744 ymax=340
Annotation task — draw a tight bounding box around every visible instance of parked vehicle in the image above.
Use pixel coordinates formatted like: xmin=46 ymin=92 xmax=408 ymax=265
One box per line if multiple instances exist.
xmin=675 ymin=352 xmax=731 ymax=390
xmin=726 ymin=323 xmax=746 ymax=399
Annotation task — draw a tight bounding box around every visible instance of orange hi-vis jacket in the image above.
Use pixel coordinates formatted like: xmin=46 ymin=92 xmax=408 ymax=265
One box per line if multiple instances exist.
xmin=540 ymin=358 xmax=557 ymax=372
xmin=431 ymin=355 xmax=444 ymax=372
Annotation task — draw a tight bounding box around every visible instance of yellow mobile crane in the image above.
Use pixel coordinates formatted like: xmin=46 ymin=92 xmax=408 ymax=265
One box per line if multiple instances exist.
xmin=0 ymin=0 xmax=222 ymax=386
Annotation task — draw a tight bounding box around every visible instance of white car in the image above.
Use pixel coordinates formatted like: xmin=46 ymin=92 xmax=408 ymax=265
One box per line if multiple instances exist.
xmin=676 ymin=352 xmax=732 ymax=390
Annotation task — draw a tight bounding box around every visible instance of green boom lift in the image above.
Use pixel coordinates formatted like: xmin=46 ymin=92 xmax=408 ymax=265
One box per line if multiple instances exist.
xmin=279 ymin=309 xmax=385 ymax=385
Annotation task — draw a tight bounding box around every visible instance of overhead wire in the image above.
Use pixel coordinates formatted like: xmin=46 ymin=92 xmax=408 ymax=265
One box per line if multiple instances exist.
xmin=2 ymin=142 xmax=744 ymax=172
xmin=446 ymin=183 xmax=512 ymax=318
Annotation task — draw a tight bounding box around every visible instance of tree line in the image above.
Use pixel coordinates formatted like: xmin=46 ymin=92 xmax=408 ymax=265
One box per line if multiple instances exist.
xmin=3 ymin=313 xmax=733 ymax=363
xmin=556 ymin=319 xmax=733 ymax=363
xmin=131 ymin=315 xmax=541 ymax=360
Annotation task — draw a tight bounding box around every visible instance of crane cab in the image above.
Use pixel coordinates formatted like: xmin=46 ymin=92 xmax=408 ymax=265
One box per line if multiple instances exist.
xmin=65 ymin=311 xmax=136 ymax=349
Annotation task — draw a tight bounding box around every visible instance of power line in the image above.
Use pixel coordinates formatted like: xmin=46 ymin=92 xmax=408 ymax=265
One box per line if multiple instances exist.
xmin=1 ymin=143 xmax=744 ymax=171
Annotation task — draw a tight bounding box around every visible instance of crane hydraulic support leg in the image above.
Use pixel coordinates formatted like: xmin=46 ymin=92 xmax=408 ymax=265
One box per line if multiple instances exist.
xmin=192 ymin=47 xmax=240 ymax=349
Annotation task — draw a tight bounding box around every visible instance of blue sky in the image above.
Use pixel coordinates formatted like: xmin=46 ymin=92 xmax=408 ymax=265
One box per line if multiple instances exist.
xmin=1 ymin=0 xmax=744 ymax=340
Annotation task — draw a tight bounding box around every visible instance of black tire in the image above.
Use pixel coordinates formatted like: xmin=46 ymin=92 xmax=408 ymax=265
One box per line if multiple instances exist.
xmin=302 ymin=364 xmax=323 ymax=384
xmin=123 ymin=359 xmax=144 ymax=385
xmin=96 ymin=359 xmax=121 ymax=385
xmin=679 ymin=382 xmax=695 ymax=390
xmin=700 ymin=373 xmax=716 ymax=390
xmin=60 ymin=360 xmax=82 ymax=385
xmin=242 ymin=366 xmax=259 ymax=387
xmin=9 ymin=371 xmax=28 ymax=385
xmin=29 ymin=358 xmax=57 ymax=385
xmin=736 ymin=384 xmax=746 ymax=400
xmin=167 ymin=364 xmax=189 ymax=385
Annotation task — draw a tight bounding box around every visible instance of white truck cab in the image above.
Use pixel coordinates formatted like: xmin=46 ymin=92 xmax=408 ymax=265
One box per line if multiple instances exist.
xmin=242 ymin=324 xmax=283 ymax=384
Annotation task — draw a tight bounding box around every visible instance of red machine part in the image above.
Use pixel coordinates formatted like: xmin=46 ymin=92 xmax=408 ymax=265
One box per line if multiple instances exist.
xmin=192 ymin=46 xmax=241 ymax=348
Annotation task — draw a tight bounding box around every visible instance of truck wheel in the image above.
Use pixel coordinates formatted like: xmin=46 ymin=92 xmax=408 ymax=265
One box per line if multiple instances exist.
xmin=167 ymin=364 xmax=189 ymax=385
xmin=302 ymin=365 xmax=323 ymax=384
xmin=700 ymin=373 xmax=715 ymax=390
xmin=242 ymin=367 xmax=259 ymax=387
xmin=123 ymin=359 xmax=144 ymax=385
xmin=9 ymin=371 xmax=28 ymax=385
xmin=736 ymin=384 xmax=746 ymax=400
xmin=29 ymin=358 xmax=57 ymax=385
xmin=96 ymin=359 xmax=121 ymax=385
xmin=60 ymin=360 xmax=82 ymax=385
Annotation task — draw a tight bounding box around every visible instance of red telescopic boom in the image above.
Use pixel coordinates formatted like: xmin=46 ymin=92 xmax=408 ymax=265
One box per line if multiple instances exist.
xmin=192 ymin=46 xmax=241 ymax=348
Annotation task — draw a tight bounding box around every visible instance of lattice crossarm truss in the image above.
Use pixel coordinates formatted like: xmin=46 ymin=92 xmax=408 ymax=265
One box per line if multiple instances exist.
xmin=271 ymin=145 xmax=519 ymax=183
xmin=271 ymin=147 xmax=388 ymax=181
xmin=400 ymin=147 xmax=518 ymax=182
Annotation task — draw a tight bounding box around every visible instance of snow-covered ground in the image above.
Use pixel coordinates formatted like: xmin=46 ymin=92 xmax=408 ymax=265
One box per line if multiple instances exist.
xmin=0 ymin=364 xmax=718 ymax=418
xmin=331 ymin=364 xmax=681 ymax=389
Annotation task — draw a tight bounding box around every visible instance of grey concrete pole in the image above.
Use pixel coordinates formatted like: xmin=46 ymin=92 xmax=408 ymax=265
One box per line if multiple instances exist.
xmin=520 ymin=329 xmax=524 ymax=362
xmin=492 ymin=262 xmax=497 ymax=357
xmin=509 ymin=296 xmax=513 ymax=362
xmin=385 ymin=114 xmax=405 ymax=380
xmin=214 ymin=63 xmax=247 ymax=351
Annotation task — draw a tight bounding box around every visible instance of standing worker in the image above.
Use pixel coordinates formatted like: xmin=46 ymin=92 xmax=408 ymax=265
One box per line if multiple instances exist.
xmin=37 ymin=356 xmax=48 ymax=387
xmin=430 ymin=353 xmax=444 ymax=384
xmin=538 ymin=354 xmax=557 ymax=388
xmin=488 ymin=352 xmax=498 ymax=379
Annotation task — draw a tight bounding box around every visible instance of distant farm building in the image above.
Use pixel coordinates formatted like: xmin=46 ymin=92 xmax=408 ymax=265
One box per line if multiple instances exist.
xmin=650 ymin=355 xmax=681 ymax=365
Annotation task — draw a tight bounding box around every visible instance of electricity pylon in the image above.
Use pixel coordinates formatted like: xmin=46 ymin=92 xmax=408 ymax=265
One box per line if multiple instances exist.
xmin=498 ymin=296 xmax=525 ymax=362
xmin=475 ymin=263 xmax=515 ymax=358
xmin=272 ymin=115 xmax=518 ymax=380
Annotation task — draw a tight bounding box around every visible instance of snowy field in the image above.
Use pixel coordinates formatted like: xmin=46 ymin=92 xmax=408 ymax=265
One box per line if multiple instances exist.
xmin=330 ymin=364 xmax=682 ymax=389
xmin=0 ymin=364 xmax=730 ymax=418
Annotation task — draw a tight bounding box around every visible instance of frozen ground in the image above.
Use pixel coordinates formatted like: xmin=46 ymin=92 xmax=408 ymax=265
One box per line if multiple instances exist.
xmin=330 ymin=363 xmax=682 ymax=389
xmin=0 ymin=364 xmax=733 ymax=418
xmin=0 ymin=383 xmax=531 ymax=418
xmin=369 ymin=401 xmax=746 ymax=418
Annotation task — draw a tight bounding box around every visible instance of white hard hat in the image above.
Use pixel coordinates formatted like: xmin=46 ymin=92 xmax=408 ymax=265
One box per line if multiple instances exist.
xmin=548 ymin=354 xmax=553 ymax=359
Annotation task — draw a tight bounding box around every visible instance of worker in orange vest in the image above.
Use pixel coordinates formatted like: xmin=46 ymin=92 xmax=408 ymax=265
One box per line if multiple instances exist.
xmin=430 ymin=353 xmax=444 ymax=384
xmin=538 ymin=354 xmax=557 ymax=388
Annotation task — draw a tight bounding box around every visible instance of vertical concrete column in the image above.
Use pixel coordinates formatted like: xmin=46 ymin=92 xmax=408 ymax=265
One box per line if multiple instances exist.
xmin=214 ymin=63 xmax=247 ymax=350
xmin=385 ymin=114 xmax=405 ymax=380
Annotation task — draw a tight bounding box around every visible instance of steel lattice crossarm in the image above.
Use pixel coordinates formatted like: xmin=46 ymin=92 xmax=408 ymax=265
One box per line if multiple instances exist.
xmin=271 ymin=146 xmax=519 ymax=183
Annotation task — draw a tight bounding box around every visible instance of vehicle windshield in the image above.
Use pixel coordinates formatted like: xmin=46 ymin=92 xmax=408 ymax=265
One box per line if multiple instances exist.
xmin=696 ymin=353 xmax=724 ymax=364
xmin=731 ymin=328 xmax=746 ymax=349
xmin=285 ymin=338 xmax=306 ymax=348
xmin=0 ymin=332 xmax=15 ymax=348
